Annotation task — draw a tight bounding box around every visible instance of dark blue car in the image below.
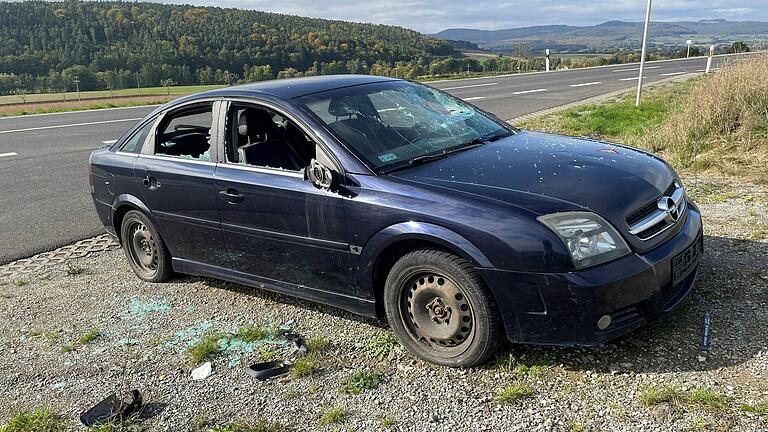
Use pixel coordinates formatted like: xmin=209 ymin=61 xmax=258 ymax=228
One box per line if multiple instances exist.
xmin=89 ymin=75 xmax=703 ymax=367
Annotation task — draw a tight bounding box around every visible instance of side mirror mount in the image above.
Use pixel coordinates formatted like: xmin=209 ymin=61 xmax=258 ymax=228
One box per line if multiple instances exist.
xmin=306 ymin=158 xmax=333 ymax=189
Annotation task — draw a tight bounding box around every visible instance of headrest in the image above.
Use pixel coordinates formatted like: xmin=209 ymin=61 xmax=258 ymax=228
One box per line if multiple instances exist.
xmin=328 ymin=96 xmax=362 ymax=117
xmin=238 ymin=111 xmax=248 ymax=136
xmin=243 ymin=109 xmax=278 ymax=137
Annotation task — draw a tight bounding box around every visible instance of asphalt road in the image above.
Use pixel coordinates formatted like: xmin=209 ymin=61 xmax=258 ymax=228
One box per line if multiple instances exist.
xmin=0 ymin=54 xmax=745 ymax=264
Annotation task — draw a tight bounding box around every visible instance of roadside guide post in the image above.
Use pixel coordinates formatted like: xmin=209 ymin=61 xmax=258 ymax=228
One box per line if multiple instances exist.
xmin=545 ymin=49 xmax=550 ymax=72
xmin=686 ymin=39 xmax=692 ymax=58
xmin=73 ymin=76 xmax=81 ymax=101
xmin=635 ymin=0 xmax=652 ymax=106
xmin=705 ymin=45 xmax=715 ymax=74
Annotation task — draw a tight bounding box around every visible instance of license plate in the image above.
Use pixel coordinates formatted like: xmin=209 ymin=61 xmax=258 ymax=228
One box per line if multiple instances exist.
xmin=671 ymin=235 xmax=703 ymax=286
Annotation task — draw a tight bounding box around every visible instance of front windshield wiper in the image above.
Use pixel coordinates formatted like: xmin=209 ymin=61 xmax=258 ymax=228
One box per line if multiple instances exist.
xmin=379 ymin=131 xmax=512 ymax=174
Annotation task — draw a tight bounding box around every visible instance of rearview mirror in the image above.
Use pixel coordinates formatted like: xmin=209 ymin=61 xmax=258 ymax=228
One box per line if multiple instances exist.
xmin=307 ymin=159 xmax=333 ymax=189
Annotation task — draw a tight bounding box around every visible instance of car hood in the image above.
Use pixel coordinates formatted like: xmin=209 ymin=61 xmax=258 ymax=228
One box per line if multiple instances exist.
xmin=389 ymin=130 xmax=676 ymax=230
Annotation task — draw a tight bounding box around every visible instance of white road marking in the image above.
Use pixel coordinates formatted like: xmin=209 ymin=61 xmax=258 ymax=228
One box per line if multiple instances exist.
xmin=102 ymin=140 xmax=118 ymax=144
xmin=0 ymin=152 xmax=18 ymax=158
xmin=462 ymin=96 xmax=486 ymax=101
xmin=570 ymin=81 xmax=602 ymax=88
xmin=619 ymin=77 xmax=640 ymax=81
xmin=440 ymin=82 xmax=498 ymax=91
xmin=512 ymin=88 xmax=548 ymax=95
xmin=0 ymin=118 xmax=142 ymax=135
xmin=661 ymin=71 xmax=688 ymax=76
xmin=613 ymin=66 xmax=660 ymax=72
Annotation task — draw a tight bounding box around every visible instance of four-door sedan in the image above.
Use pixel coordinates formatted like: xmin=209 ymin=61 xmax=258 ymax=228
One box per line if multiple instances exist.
xmin=90 ymin=75 xmax=703 ymax=367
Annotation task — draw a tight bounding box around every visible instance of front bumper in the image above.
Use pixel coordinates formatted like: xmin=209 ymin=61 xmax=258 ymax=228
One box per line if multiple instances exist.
xmin=479 ymin=202 xmax=703 ymax=345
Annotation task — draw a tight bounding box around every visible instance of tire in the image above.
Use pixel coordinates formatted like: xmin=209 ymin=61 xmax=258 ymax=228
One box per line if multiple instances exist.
xmin=383 ymin=249 xmax=503 ymax=367
xmin=120 ymin=210 xmax=173 ymax=282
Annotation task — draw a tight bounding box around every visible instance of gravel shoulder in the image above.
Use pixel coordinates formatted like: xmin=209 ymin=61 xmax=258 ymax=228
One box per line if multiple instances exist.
xmin=1 ymin=177 xmax=767 ymax=432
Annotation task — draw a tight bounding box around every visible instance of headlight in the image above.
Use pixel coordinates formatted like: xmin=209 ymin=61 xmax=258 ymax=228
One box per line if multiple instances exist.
xmin=537 ymin=212 xmax=630 ymax=270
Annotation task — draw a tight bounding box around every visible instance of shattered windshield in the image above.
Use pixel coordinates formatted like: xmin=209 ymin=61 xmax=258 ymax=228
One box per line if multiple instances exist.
xmin=297 ymin=81 xmax=513 ymax=172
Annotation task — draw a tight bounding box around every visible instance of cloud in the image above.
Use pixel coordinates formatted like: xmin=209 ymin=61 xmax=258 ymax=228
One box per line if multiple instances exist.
xmin=158 ymin=0 xmax=768 ymax=33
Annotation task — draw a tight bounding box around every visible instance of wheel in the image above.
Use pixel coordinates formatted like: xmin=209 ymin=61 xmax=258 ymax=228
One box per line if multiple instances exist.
xmin=383 ymin=249 xmax=503 ymax=367
xmin=120 ymin=210 xmax=173 ymax=282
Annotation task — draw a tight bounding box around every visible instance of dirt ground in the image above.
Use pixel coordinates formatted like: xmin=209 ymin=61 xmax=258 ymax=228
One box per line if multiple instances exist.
xmin=1 ymin=175 xmax=767 ymax=431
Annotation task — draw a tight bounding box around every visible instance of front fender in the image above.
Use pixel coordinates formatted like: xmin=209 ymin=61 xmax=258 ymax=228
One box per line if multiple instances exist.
xmin=361 ymin=221 xmax=493 ymax=269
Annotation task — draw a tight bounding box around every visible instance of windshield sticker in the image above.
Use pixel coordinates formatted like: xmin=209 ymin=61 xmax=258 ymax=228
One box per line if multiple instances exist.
xmin=378 ymin=153 xmax=398 ymax=162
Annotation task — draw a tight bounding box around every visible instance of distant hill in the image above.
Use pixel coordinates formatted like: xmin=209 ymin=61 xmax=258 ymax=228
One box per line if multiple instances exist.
xmin=0 ymin=1 xmax=455 ymax=93
xmin=433 ymin=20 xmax=768 ymax=53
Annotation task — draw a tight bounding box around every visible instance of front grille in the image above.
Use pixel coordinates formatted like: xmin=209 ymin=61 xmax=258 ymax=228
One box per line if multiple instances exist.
xmin=636 ymin=219 xmax=673 ymax=240
xmin=626 ymin=181 xmax=683 ymax=240
xmin=626 ymin=182 xmax=676 ymax=227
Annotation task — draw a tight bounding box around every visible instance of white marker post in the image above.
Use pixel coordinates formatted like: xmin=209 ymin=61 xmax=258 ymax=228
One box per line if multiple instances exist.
xmin=705 ymin=44 xmax=715 ymax=73
xmin=545 ymin=49 xmax=550 ymax=72
xmin=686 ymin=40 xmax=692 ymax=57
xmin=635 ymin=0 xmax=652 ymax=107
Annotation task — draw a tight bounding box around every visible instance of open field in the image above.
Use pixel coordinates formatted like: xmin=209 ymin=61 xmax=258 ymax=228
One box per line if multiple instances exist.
xmin=0 ymin=85 xmax=225 ymax=106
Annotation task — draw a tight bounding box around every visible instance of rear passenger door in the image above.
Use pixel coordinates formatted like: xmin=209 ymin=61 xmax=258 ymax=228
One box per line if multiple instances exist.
xmin=214 ymin=100 xmax=354 ymax=297
xmin=134 ymin=100 xmax=228 ymax=267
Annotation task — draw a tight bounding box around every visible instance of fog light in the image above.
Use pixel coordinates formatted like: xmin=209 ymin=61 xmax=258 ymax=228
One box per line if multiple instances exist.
xmin=596 ymin=315 xmax=612 ymax=330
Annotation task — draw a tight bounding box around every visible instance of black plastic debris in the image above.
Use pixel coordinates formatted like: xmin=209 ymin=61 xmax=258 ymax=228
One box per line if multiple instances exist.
xmin=80 ymin=389 xmax=143 ymax=427
xmin=245 ymin=323 xmax=307 ymax=381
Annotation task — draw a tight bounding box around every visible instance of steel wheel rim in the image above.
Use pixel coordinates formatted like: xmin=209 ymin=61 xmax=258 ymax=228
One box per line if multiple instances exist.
xmin=127 ymin=221 xmax=158 ymax=275
xmin=400 ymin=272 xmax=475 ymax=357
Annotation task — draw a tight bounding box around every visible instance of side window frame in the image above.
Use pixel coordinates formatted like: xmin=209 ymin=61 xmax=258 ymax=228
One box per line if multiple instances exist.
xmin=221 ymin=98 xmax=344 ymax=179
xmin=142 ymin=99 xmax=223 ymax=163
xmin=116 ymin=116 xmax=157 ymax=154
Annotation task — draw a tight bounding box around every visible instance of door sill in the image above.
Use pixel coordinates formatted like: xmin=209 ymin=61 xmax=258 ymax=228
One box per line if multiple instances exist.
xmin=171 ymin=257 xmax=377 ymax=317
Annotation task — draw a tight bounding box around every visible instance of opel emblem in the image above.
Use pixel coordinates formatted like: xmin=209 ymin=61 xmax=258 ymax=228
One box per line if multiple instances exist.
xmin=657 ymin=196 xmax=679 ymax=222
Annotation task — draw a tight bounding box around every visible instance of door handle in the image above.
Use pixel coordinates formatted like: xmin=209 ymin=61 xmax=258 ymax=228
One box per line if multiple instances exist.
xmin=142 ymin=175 xmax=160 ymax=190
xmin=219 ymin=189 xmax=245 ymax=203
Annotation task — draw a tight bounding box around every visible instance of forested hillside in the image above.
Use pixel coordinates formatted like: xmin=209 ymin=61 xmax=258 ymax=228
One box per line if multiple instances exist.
xmin=0 ymin=1 xmax=460 ymax=94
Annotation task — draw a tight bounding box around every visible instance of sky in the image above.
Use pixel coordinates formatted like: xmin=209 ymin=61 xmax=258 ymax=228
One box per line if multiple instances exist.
xmin=159 ymin=0 xmax=768 ymax=33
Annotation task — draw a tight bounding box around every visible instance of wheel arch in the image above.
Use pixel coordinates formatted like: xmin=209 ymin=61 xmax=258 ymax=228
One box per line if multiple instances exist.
xmin=111 ymin=194 xmax=154 ymax=243
xmin=360 ymin=222 xmax=493 ymax=318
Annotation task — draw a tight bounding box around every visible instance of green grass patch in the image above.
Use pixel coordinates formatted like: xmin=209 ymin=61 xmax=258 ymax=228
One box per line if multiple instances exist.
xmin=495 ymin=384 xmax=535 ymax=404
xmin=0 ymin=409 xmax=68 ymax=432
xmin=209 ymin=420 xmax=290 ymax=432
xmin=78 ymin=329 xmax=101 ymax=345
xmin=236 ymin=325 xmax=271 ymax=342
xmin=339 ymin=370 xmax=384 ymax=395
xmin=290 ymin=354 xmax=321 ymax=378
xmin=13 ymin=279 xmax=28 ymax=287
xmin=318 ymin=406 xmax=347 ymax=426
xmin=65 ymin=263 xmax=89 ymax=276
xmin=640 ymin=385 xmax=730 ymax=411
xmin=360 ymin=332 xmax=400 ymax=360
xmin=520 ymin=80 xmax=698 ymax=142
xmin=187 ymin=332 xmax=226 ymax=363
xmin=493 ymin=352 xmax=551 ymax=378
xmin=739 ymin=399 xmax=768 ymax=414
xmin=379 ymin=415 xmax=397 ymax=427
xmin=306 ymin=336 xmax=329 ymax=352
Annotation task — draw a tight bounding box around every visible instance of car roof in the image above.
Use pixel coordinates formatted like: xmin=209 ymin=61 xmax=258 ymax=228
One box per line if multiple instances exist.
xmin=183 ymin=74 xmax=401 ymax=102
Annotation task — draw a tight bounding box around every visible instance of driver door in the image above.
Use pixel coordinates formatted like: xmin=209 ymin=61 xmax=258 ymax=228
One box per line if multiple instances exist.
xmin=214 ymin=100 xmax=354 ymax=297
